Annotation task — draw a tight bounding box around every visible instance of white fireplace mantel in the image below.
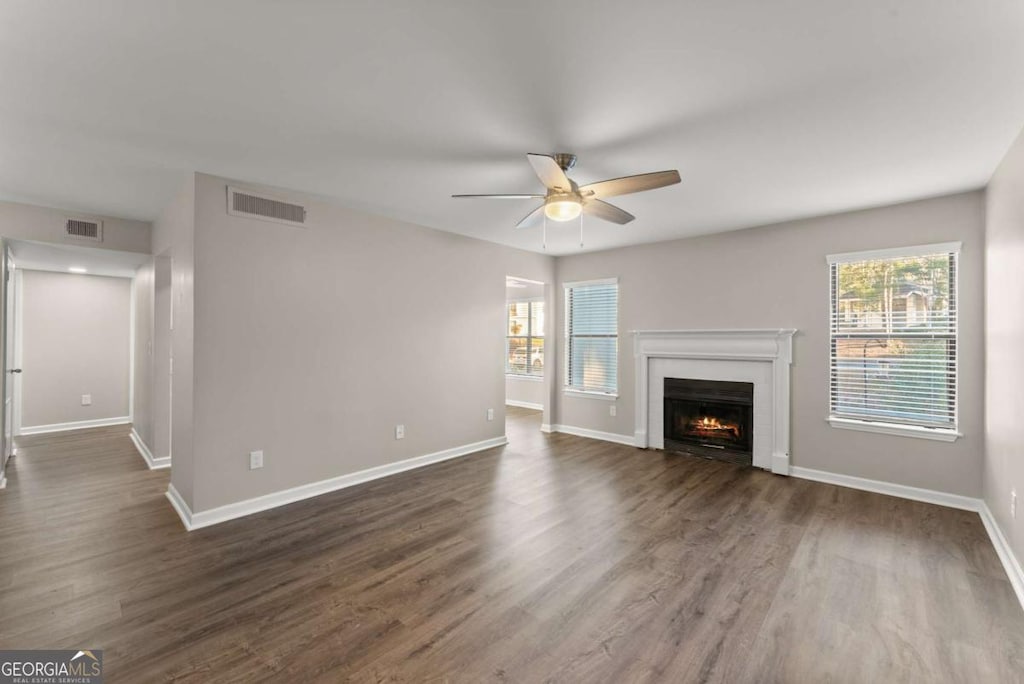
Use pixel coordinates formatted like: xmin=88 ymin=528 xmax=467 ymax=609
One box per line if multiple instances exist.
xmin=633 ymin=329 xmax=797 ymax=474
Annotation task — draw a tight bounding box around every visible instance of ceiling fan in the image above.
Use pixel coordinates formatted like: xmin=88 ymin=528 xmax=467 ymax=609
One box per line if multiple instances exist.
xmin=453 ymin=153 xmax=680 ymax=228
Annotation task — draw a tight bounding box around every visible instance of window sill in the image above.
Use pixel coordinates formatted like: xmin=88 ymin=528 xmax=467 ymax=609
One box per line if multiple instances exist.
xmin=563 ymin=389 xmax=618 ymax=401
xmin=506 ymin=374 xmax=543 ymax=382
xmin=827 ymin=416 xmax=961 ymax=442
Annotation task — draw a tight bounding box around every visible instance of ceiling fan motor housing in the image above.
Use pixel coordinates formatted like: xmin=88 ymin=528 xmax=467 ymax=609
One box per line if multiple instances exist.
xmin=553 ymin=153 xmax=577 ymax=171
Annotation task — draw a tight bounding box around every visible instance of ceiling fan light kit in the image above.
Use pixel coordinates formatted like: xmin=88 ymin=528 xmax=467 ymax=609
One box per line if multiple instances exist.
xmin=453 ymin=153 xmax=681 ymax=247
xmin=544 ymin=195 xmax=582 ymax=222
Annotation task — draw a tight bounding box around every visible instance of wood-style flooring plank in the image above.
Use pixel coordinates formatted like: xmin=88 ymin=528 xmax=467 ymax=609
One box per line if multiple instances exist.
xmin=0 ymin=409 xmax=1021 ymax=682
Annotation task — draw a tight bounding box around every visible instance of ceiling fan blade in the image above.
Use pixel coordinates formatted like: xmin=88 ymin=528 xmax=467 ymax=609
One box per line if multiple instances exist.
xmin=579 ymin=170 xmax=680 ymax=199
xmin=583 ymin=199 xmax=635 ymax=225
xmin=516 ymin=204 xmax=545 ymax=229
xmin=527 ymin=153 xmax=572 ymax=192
xmin=452 ymin=194 xmax=545 ymax=199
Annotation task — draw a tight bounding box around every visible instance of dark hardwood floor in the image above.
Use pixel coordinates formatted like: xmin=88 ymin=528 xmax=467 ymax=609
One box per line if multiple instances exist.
xmin=1 ymin=408 xmax=1022 ymax=682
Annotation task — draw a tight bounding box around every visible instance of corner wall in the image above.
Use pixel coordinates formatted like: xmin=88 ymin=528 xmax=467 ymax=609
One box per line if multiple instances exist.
xmin=132 ymin=260 xmax=155 ymax=447
xmin=554 ymin=191 xmax=985 ymax=497
xmin=151 ymin=174 xmax=196 ymax=506
xmin=186 ymin=173 xmax=554 ymax=513
xmin=984 ymin=128 xmax=1024 ymax=570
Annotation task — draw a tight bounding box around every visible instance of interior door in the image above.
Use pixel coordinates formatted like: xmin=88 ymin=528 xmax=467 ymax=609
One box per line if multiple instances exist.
xmin=0 ymin=242 xmax=15 ymax=469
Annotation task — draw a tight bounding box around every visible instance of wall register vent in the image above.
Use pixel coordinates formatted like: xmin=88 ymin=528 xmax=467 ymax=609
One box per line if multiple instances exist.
xmin=65 ymin=218 xmax=103 ymax=242
xmin=227 ymin=186 xmax=307 ymax=227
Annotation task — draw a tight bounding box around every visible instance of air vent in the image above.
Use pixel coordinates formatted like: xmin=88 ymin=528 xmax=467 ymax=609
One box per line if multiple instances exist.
xmin=227 ymin=186 xmax=307 ymax=227
xmin=65 ymin=218 xmax=103 ymax=242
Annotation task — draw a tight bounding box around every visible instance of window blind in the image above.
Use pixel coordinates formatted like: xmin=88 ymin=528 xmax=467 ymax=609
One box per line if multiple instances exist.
xmin=828 ymin=244 xmax=958 ymax=430
xmin=566 ymin=280 xmax=618 ymax=394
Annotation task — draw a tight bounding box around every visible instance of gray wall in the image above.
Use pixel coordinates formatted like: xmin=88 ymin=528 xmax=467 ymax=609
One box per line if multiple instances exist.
xmin=0 ymin=199 xmax=150 ymax=254
xmin=151 ymin=174 xmax=196 ymax=504
xmin=554 ymin=191 xmax=985 ymax=497
xmin=132 ymin=260 xmax=155 ymax=446
xmin=985 ymin=129 xmax=1024 ymax=565
xmin=182 ymin=173 xmax=553 ymax=512
xmin=20 ymin=270 xmax=132 ymax=429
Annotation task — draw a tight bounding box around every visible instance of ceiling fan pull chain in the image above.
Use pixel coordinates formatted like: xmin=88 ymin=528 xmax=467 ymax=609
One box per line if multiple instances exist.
xmin=579 ymin=213 xmax=584 ymax=248
xmin=542 ymin=214 xmax=547 ymax=250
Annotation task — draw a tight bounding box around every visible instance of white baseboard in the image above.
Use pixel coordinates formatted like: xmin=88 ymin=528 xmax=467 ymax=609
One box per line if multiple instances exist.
xmin=549 ymin=424 xmax=638 ymax=447
xmin=505 ymin=400 xmax=544 ymax=411
xmin=165 ymin=482 xmax=192 ymax=529
xmin=166 ymin=435 xmax=508 ymax=531
xmin=130 ymin=428 xmax=170 ymax=470
xmin=979 ymin=502 xmax=1024 ymax=611
xmin=789 ymin=466 xmax=981 ymax=512
xmin=0 ymin=472 xmax=6 ymax=490
xmin=540 ymin=423 xmax=553 ymax=433
xmin=19 ymin=416 xmax=131 ymax=436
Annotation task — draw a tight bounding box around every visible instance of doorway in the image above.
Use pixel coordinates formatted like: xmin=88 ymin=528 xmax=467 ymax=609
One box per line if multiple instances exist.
xmin=0 ymin=239 xmax=149 ymax=489
xmin=505 ymin=276 xmax=549 ymax=437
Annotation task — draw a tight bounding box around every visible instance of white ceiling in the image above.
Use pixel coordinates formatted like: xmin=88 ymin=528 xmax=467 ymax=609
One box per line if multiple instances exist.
xmin=9 ymin=239 xmax=149 ymax=278
xmin=2 ymin=1 xmax=1023 ymax=255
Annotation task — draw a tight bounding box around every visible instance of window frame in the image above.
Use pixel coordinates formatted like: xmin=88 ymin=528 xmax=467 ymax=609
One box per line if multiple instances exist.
xmin=826 ymin=242 xmax=961 ymax=442
xmin=505 ymin=298 xmax=545 ymax=378
xmin=563 ymin=278 xmax=619 ymax=398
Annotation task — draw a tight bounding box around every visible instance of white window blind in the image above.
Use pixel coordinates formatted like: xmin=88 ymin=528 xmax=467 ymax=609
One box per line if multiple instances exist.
xmin=828 ymin=243 xmax=959 ymax=430
xmin=565 ymin=280 xmax=618 ymax=394
xmin=506 ymin=300 xmax=544 ymax=377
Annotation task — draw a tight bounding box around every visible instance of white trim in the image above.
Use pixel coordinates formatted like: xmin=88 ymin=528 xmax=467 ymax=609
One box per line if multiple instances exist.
xmin=0 ymin=472 xmax=6 ymax=489
xmin=562 ymin=277 xmax=618 ymax=288
xmin=563 ymin=389 xmax=618 ymax=401
xmin=979 ymin=502 xmax=1024 ymax=611
xmin=826 ymin=241 xmax=962 ymax=264
xmin=166 ymin=435 xmax=508 ymax=531
xmin=789 ymin=466 xmax=980 ymax=511
xmin=633 ymin=329 xmax=796 ymax=474
xmin=827 ymin=416 xmax=960 ymax=442
xmin=505 ymin=399 xmax=544 ymax=411
xmin=165 ymin=482 xmax=192 ymax=529
xmin=130 ymin=428 xmax=170 ymax=469
xmin=19 ymin=416 xmax=131 ymax=436
xmin=506 ymin=374 xmax=543 ymax=382
xmin=540 ymin=423 xmax=553 ymax=433
xmin=128 ymin=275 xmax=135 ymax=423
xmin=549 ymin=424 xmax=637 ymax=447
xmin=12 ymin=269 xmax=22 ymax=437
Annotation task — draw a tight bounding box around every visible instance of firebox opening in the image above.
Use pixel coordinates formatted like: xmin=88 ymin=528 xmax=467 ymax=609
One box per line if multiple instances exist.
xmin=663 ymin=378 xmax=754 ymax=466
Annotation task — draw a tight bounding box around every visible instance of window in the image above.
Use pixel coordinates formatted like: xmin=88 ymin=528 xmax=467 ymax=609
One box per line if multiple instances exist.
xmin=828 ymin=243 xmax=960 ymax=438
xmin=565 ymin=279 xmax=618 ymax=395
xmin=506 ymin=300 xmax=544 ymax=376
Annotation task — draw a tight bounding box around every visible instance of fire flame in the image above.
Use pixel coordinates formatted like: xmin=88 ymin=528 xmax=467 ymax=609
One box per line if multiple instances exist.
xmin=688 ymin=415 xmax=740 ymax=439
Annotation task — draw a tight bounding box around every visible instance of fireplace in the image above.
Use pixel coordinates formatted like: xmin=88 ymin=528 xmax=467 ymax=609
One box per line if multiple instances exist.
xmin=663 ymin=378 xmax=754 ymax=466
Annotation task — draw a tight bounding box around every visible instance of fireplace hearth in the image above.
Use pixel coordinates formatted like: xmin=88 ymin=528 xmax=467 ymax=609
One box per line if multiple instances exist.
xmin=663 ymin=378 xmax=754 ymax=466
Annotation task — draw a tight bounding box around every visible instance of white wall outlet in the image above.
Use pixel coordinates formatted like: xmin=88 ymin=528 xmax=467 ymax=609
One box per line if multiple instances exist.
xmin=1012 ymin=489 xmax=1017 ymax=519
xmin=395 ymin=424 xmax=405 ymax=440
xmin=487 ymin=408 xmax=495 ymax=421
xmin=81 ymin=394 xmax=92 ymax=406
xmin=249 ymin=450 xmax=264 ymax=470
xmin=609 ymin=405 xmax=617 ymax=417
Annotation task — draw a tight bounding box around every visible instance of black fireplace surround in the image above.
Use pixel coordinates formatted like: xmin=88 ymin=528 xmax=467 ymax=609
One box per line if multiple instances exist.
xmin=663 ymin=378 xmax=754 ymax=466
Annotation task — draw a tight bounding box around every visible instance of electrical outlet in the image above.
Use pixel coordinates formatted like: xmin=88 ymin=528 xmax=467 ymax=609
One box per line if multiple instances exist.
xmin=81 ymin=394 xmax=92 ymax=406
xmin=1012 ymin=489 xmax=1017 ymax=520
xmin=487 ymin=408 xmax=495 ymax=421
xmin=609 ymin=405 xmax=617 ymax=417
xmin=395 ymin=424 xmax=405 ymax=440
xmin=249 ymin=450 xmax=264 ymax=470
